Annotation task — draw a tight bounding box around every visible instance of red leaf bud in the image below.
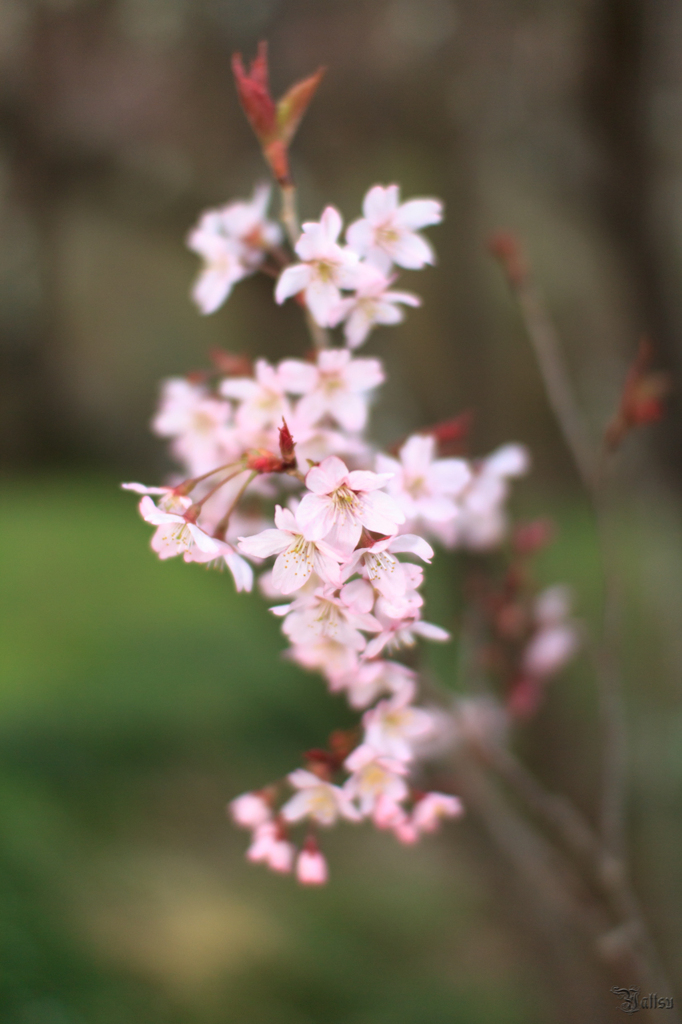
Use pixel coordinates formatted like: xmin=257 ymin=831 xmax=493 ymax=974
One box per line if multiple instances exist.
xmin=489 ymin=231 xmax=527 ymax=288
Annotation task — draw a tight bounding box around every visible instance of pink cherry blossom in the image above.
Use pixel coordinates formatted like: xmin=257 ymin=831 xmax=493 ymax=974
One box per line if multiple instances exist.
xmin=361 ymin=692 xmax=435 ymax=762
xmin=217 ymin=183 xmax=282 ymax=253
xmin=345 ymin=533 xmax=434 ymax=602
xmin=237 ymin=504 xmax=344 ymax=594
xmin=330 ymin=659 xmax=416 ymax=710
xmin=247 ymin=821 xmax=295 ymax=873
xmin=377 ymin=434 xmax=471 ymax=531
xmin=187 ymin=184 xmax=282 ymax=314
xmin=281 ymin=769 xmax=361 ymax=826
xmin=275 ymin=207 xmax=365 ymax=327
xmin=523 ymin=586 xmax=579 ymax=678
xmin=152 ymin=378 xmax=236 ymax=476
xmin=411 ymin=792 xmax=463 ymax=833
xmin=277 ymin=587 xmax=380 ymax=652
xmin=293 ymin=349 xmax=385 ymax=433
xmin=333 ymin=266 xmax=421 ymax=349
xmin=343 ymin=745 xmax=409 ymax=816
xmin=346 ymin=184 xmax=443 ymax=274
xmin=287 ymin=638 xmax=360 ymax=683
xmin=298 ymin=455 xmax=405 ymax=553
xmin=449 ymin=443 xmax=530 ymax=549
xmin=186 ymin=537 xmax=254 ymax=592
xmin=220 ymin=359 xmax=297 ymax=436
xmin=364 ymin=606 xmax=450 ymax=659
xmin=139 ymin=495 xmax=220 ymax=560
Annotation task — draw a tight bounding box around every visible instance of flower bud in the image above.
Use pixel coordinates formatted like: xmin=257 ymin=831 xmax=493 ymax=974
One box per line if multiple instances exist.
xmin=296 ymin=839 xmax=328 ymax=885
xmin=278 ymin=418 xmax=297 ymax=468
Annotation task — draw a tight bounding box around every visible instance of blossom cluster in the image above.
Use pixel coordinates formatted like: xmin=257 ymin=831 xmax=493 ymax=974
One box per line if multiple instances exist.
xmin=190 ymin=183 xmax=431 ymax=347
xmin=124 ymin=169 xmax=579 ymax=884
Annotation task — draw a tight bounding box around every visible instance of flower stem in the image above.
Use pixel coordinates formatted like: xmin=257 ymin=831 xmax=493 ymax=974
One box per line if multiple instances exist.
xmin=213 ymin=470 xmax=258 ymax=539
xmin=280 ymin=182 xmax=330 ymax=349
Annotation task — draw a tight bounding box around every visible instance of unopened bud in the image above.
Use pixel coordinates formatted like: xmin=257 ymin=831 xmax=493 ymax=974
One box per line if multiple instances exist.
xmin=605 ymin=338 xmax=671 ymax=451
xmin=296 ymin=838 xmax=328 ymax=885
xmin=278 ymin=418 xmax=297 ymax=467
xmin=513 ymin=518 xmax=554 ymax=555
xmin=209 ymin=348 xmax=253 ymax=377
xmin=489 ymin=231 xmax=527 ymax=288
xmin=246 ymin=449 xmax=285 ymax=473
xmin=421 ymin=411 xmax=473 ymax=455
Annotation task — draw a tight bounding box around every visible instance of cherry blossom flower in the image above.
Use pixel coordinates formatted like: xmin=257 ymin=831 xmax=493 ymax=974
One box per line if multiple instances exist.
xmin=187 ymin=537 xmax=254 ymax=592
xmin=247 ymin=821 xmax=295 ymax=873
xmin=330 ymin=659 xmax=416 ymax=710
xmin=361 ymin=692 xmax=435 ymax=762
xmin=187 ymin=184 xmax=282 ymax=314
xmin=281 ymin=769 xmax=361 ymax=825
xmin=276 ymin=587 xmax=380 ymax=652
xmin=297 ymin=455 xmax=405 ymax=554
xmin=377 ymin=434 xmax=471 ymax=532
xmin=237 ymin=504 xmax=344 ymax=594
xmin=122 ymin=482 xmax=192 ymax=515
xmin=346 ymin=184 xmax=443 ymax=274
xmin=522 ymin=586 xmax=579 ymax=678
xmin=220 ymin=359 xmax=299 ymax=436
xmin=333 ymin=266 xmax=421 ymax=349
xmin=152 ymin=378 xmax=236 ymax=475
xmin=217 ymin=184 xmax=282 ymax=253
xmin=344 ymin=533 xmax=434 ymax=602
xmin=293 ymin=349 xmax=385 ymax=433
xmin=287 ymin=637 xmax=360 ymax=683
xmin=450 ymin=443 xmax=530 ymax=549
xmin=139 ymin=495 xmax=220 ymax=560
xmin=229 ymin=792 xmax=272 ymax=829
xmin=343 ymin=745 xmax=409 ymax=817
xmin=411 ymin=792 xmax=463 ymax=833
xmin=275 ymin=207 xmax=365 ymax=326
xmin=286 ymin=412 xmax=369 ymax=467
xmin=364 ymin=606 xmax=450 ymax=659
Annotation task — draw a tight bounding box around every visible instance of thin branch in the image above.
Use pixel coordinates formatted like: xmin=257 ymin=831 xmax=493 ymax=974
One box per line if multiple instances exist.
xmin=516 ymin=280 xmax=596 ymax=491
xmin=476 ymin=741 xmax=679 ymax=1008
xmin=494 ymin=239 xmax=628 ymax=862
xmin=279 ymin=182 xmax=331 ymax=349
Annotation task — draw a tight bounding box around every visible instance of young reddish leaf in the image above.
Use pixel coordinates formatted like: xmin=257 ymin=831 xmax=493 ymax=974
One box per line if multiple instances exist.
xmin=277 ymin=67 xmax=326 ymax=146
xmin=232 ymin=41 xmax=277 ymax=143
xmin=232 ymin=43 xmax=324 ymax=186
xmin=605 ymin=337 xmax=672 ymax=450
xmin=263 ymin=138 xmax=290 ymax=186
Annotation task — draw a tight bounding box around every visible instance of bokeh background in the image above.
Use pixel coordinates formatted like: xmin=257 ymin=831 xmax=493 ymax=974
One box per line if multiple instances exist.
xmin=1 ymin=1 xmax=681 ymax=1021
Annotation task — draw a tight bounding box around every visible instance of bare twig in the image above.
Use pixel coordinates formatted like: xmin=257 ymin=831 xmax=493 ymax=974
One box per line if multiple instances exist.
xmin=449 ymin=746 xmax=680 ymax=1020
xmin=490 ymin=237 xmax=678 ymax=1008
xmin=514 ymin=281 xmax=597 ymax=490
xmin=493 ymin=239 xmax=627 ymax=859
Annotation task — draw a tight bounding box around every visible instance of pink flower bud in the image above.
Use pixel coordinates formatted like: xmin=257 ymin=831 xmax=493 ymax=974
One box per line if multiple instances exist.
xmin=229 ymin=792 xmax=271 ymax=829
xmin=296 ymin=846 xmax=328 ymax=886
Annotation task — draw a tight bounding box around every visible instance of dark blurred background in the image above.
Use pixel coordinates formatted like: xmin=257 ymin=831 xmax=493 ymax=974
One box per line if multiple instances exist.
xmin=1 ymin=1 xmax=681 ymax=1022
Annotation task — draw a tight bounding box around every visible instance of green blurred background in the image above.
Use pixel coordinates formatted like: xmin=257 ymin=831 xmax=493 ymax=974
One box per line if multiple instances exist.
xmin=1 ymin=1 xmax=681 ymax=1021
